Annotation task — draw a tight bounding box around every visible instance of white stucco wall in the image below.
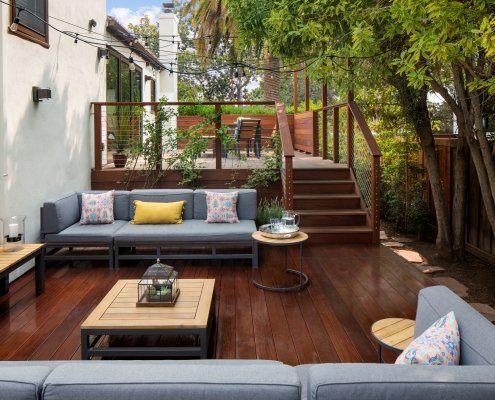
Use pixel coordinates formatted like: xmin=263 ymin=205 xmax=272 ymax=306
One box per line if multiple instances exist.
xmin=158 ymin=13 xmax=178 ymax=102
xmin=0 ymin=1 xmax=106 ymax=279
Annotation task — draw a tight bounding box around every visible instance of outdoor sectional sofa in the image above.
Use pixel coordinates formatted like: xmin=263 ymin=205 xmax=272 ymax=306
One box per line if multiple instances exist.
xmin=40 ymin=189 xmax=258 ymax=269
xmin=1 ymin=286 xmax=495 ymax=400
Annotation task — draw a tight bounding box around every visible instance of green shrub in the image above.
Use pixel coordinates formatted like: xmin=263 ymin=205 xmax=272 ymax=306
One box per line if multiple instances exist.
xmin=255 ymin=197 xmax=284 ymax=228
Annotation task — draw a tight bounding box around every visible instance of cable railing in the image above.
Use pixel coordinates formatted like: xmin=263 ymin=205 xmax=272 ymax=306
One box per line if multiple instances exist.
xmin=91 ymin=101 xmax=278 ymax=172
xmin=315 ymin=101 xmax=382 ymax=244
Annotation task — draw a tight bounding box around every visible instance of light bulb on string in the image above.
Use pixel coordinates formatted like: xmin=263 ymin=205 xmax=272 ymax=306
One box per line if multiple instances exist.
xmin=129 ymin=56 xmax=136 ymax=71
xmin=10 ymin=8 xmax=22 ymax=32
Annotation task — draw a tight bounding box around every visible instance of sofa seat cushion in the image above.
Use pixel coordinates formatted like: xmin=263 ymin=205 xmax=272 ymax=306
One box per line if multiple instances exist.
xmin=0 ymin=365 xmax=52 ymax=400
xmin=43 ymin=220 xmax=128 ymax=244
xmin=114 ymin=219 xmax=256 ymax=243
xmin=42 ymin=363 xmax=301 ymax=400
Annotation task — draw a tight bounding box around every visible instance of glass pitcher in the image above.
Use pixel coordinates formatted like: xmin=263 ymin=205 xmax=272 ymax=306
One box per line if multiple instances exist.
xmin=281 ymin=210 xmax=300 ymax=227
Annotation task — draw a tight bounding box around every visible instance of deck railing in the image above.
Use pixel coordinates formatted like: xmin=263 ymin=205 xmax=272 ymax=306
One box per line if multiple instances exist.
xmin=275 ymin=102 xmax=295 ymax=210
xmin=91 ymin=101 xmax=277 ymax=172
xmin=315 ymin=101 xmax=382 ymax=244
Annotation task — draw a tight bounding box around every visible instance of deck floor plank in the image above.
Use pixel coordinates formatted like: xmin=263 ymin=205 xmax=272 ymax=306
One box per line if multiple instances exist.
xmin=0 ymin=244 xmax=433 ymax=364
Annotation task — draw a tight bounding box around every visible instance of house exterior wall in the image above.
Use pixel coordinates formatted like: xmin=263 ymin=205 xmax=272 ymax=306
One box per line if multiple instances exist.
xmin=158 ymin=13 xmax=178 ymax=102
xmin=0 ymin=0 xmax=106 ymax=279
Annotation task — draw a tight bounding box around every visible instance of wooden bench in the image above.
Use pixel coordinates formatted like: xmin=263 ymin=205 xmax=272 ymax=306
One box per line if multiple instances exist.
xmin=0 ymin=243 xmax=45 ymax=296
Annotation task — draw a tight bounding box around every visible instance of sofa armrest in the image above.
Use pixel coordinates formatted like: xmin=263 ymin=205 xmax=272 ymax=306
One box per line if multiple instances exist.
xmin=308 ymin=363 xmax=495 ymax=400
xmin=41 ymin=192 xmax=80 ymax=234
xmin=416 ymin=285 xmax=495 ymax=365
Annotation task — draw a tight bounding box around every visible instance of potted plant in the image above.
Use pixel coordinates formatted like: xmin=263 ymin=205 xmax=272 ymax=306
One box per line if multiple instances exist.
xmin=108 ymin=106 xmax=143 ymax=168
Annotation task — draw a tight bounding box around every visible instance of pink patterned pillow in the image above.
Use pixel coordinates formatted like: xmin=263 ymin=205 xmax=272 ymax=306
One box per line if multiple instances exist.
xmin=80 ymin=190 xmax=115 ymax=225
xmin=395 ymin=311 xmax=460 ymax=365
xmin=205 ymin=191 xmax=239 ymax=223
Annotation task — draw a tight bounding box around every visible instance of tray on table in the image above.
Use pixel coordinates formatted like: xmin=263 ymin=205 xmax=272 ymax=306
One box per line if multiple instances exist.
xmin=259 ymin=224 xmax=300 ymax=239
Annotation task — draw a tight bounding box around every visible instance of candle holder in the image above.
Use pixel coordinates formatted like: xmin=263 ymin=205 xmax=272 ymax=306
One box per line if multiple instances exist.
xmin=1 ymin=216 xmax=26 ymax=252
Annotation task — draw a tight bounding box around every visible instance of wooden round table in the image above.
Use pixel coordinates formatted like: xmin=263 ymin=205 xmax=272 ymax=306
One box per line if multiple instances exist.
xmin=370 ymin=318 xmax=415 ymax=363
xmin=251 ymin=231 xmax=309 ymax=292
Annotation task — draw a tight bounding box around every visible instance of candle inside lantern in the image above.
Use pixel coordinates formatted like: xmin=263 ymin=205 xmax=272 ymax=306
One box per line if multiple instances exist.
xmin=8 ymin=223 xmax=19 ymax=238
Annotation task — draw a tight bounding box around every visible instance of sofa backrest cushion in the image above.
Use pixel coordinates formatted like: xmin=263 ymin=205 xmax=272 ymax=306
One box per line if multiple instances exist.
xmin=307 ymin=363 xmax=495 ymax=400
xmin=0 ymin=365 xmax=52 ymax=400
xmin=194 ymin=189 xmax=257 ymax=220
xmin=130 ymin=190 xmax=194 ymax=220
xmin=41 ymin=192 xmax=80 ymax=234
xmin=77 ymin=191 xmax=130 ymax=221
xmin=415 ymin=285 xmax=495 ymax=365
xmin=42 ymin=363 xmax=301 ymax=400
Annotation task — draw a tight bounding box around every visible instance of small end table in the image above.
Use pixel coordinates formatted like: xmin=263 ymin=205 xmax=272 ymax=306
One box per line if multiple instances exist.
xmin=252 ymin=231 xmax=309 ymax=292
xmin=371 ymin=318 xmax=415 ymax=363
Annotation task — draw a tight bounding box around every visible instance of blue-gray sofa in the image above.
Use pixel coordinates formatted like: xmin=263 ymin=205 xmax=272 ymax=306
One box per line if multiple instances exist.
xmin=2 ymin=286 xmax=495 ymax=400
xmin=40 ymin=189 xmax=258 ymax=269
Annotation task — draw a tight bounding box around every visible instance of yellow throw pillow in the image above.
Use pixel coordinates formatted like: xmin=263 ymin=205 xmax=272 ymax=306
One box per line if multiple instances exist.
xmin=131 ymin=200 xmax=185 ymax=224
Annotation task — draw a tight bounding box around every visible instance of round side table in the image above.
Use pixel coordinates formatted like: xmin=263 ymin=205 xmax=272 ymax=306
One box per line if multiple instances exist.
xmin=370 ymin=318 xmax=415 ymax=363
xmin=251 ymin=231 xmax=309 ymax=292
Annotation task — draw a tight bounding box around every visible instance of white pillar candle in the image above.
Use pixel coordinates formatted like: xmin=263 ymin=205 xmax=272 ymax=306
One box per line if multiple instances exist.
xmin=8 ymin=223 xmax=19 ymax=238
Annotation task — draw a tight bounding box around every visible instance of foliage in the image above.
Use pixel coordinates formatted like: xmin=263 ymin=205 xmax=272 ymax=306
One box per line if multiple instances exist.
xmin=255 ymin=197 xmax=284 ymax=228
xmin=128 ymin=15 xmax=159 ymax=57
xmin=108 ymin=105 xmax=144 ymax=154
xmin=178 ymin=104 xmax=275 ymax=116
xmin=243 ymin=132 xmax=282 ymax=189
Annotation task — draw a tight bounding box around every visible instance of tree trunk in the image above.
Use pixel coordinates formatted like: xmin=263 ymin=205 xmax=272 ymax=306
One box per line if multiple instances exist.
xmin=451 ymin=128 xmax=467 ymax=260
xmin=391 ymin=76 xmax=452 ymax=258
xmin=263 ymin=54 xmax=281 ymax=101
xmin=453 ymin=63 xmax=495 ymax=236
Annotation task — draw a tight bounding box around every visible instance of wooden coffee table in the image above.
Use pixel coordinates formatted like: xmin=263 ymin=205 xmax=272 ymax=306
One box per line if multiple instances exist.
xmin=81 ymin=278 xmax=215 ymax=359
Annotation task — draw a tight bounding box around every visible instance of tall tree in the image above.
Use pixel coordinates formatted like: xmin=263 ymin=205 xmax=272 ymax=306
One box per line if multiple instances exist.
xmin=128 ymin=15 xmax=159 ymax=57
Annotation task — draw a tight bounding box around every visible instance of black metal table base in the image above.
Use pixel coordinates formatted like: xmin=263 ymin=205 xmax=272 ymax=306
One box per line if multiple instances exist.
xmin=253 ymin=268 xmax=309 ymax=292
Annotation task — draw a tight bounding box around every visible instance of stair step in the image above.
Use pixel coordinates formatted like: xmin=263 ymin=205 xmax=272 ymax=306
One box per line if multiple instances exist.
xmin=293 ymin=168 xmax=350 ymax=180
xmin=297 ymin=209 xmax=368 ymax=227
xmin=302 ymin=226 xmax=374 ymax=244
xmin=294 ymin=194 xmax=361 ymax=209
xmin=293 ymin=180 xmax=356 ymax=194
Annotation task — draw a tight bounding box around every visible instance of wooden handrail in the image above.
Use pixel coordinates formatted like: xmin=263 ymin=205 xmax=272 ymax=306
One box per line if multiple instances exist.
xmin=91 ymin=101 xmax=276 ymax=107
xmin=276 ymin=102 xmax=295 ymax=210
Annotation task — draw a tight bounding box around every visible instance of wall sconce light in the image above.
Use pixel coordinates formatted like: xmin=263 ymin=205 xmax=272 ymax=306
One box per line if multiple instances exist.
xmin=10 ymin=7 xmax=23 ymax=32
xmin=88 ymin=19 xmax=97 ymax=29
xmin=32 ymin=87 xmax=52 ymax=103
xmin=98 ymin=48 xmax=109 ymax=60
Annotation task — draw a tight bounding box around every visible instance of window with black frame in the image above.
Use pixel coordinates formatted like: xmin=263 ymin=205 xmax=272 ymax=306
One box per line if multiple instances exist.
xmin=10 ymin=0 xmax=49 ymax=47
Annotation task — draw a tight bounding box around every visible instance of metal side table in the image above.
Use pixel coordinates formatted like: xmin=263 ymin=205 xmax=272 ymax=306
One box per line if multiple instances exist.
xmin=252 ymin=231 xmax=309 ymax=292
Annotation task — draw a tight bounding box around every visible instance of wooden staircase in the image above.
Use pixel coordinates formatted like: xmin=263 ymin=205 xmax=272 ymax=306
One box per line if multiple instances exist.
xmin=293 ymin=167 xmax=374 ymax=244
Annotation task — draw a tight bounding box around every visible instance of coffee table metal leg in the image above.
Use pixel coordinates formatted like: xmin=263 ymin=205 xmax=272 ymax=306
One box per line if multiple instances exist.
xmin=378 ymin=344 xmax=382 ymax=363
xmin=35 ymin=252 xmax=45 ymax=295
xmin=0 ymin=275 xmax=8 ymax=296
xmin=81 ymin=331 xmax=90 ymax=360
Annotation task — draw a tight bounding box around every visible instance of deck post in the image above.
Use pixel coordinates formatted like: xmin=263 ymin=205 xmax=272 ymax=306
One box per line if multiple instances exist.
xmin=293 ymin=71 xmax=298 ymax=114
xmin=322 ymin=83 xmax=328 ymax=159
xmin=305 ymin=76 xmax=310 ymax=111
xmin=333 ymin=107 xmax=340 ymax=163
xmin=214 ymin=104 xmax=222 ymax=169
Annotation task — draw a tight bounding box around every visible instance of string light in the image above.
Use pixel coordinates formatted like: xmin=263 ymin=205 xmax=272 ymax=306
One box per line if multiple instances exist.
xmin=74 ymin=34 xmax=78 ymax=44
xmin=129 ymin=52 xmax=136 ymax=71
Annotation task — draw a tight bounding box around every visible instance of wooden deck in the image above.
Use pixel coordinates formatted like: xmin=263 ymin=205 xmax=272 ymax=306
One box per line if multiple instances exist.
xmin=0 ymin=244 xmax=433 ymax=364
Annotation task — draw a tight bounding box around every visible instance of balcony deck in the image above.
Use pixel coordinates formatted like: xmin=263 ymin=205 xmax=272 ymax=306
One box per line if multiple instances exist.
xmin=0 ymin=244 xmax=433 ymax=364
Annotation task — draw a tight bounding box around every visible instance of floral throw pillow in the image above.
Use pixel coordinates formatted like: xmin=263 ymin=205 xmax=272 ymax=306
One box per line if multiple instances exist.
xmin=395 ymin=311 xmax=460 ymax=365
xmin=80 ymin=190 xmax=115 ymax=225
xmin=205 ymin=191 xmax=239 ymax=223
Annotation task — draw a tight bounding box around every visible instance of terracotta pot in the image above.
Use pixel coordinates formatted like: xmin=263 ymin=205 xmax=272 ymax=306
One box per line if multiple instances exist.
xmin=112 ymin=153 xmax=128 ymax=168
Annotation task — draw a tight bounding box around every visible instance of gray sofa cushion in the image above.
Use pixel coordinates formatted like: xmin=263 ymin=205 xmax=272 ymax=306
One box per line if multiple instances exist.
xmin=130 ymin=189 xmax=194 ymax=220
xmin=43 ymin=220 xmax=128 ymax=244
xmin=0 ymin=365 xmax=52 ymax=400
xmin=42 ymin=363 xmax=301 ymax=400
xmin=416 ymin=285 xmax=495 ymax=365
xmin=114 ymin=219 xmax=256 ymax=243
xmin=307 ymin=363 xmax=495 ymax=400
xmin=77 ymin=191 xmax=130 ymax=221
xmin=194 ymin=189 xmax=257 ymax=220
xmin=41 ymin=192 xmax=79 ymax=234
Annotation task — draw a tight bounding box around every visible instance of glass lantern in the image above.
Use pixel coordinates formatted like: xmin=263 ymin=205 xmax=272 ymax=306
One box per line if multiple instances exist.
xmin=136 ymin=259 xmax=180 ymax=307
xmin=1 ymin=216 xmax=26 ymax=252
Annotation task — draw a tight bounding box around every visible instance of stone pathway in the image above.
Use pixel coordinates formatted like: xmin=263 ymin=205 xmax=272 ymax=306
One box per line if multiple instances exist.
xmin=381 ymin=228 xmax=495 ymax=324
